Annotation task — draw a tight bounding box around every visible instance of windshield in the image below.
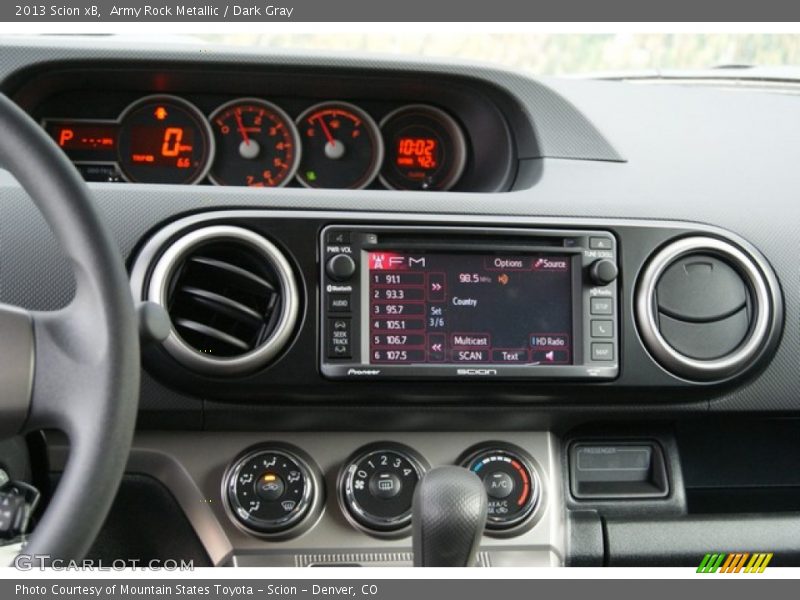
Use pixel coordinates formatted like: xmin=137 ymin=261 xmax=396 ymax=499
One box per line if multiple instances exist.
xmin=192 ymin=33 xmax=800 ymax=76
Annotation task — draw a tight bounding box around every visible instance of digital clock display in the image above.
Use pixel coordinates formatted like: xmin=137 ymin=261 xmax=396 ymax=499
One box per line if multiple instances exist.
xmin=395 ymin=137 xmax=438 ymax=170
xmin=380 ymin=105 xmax=466 ymax=191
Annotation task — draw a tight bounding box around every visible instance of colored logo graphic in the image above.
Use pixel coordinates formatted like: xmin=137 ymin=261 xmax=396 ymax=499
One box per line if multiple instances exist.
xmin=697 ymin=553 xmax=773 ymax=573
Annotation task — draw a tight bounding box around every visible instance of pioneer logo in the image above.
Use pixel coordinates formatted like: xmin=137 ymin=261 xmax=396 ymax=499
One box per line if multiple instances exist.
xmin=457 ymin=368 xmax=498 ymax=376
xmin=347 ymin=368 xmax=381 ymax=376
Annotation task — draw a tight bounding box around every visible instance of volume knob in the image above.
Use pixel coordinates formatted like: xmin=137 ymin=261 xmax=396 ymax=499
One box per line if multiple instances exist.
xmin=326 ymin=254 xmax=356 ymax=281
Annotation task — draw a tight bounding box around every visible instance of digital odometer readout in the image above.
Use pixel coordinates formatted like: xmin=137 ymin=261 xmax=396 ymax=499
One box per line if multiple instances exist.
xmin=368 ymin=252 xmax=573 ymax=365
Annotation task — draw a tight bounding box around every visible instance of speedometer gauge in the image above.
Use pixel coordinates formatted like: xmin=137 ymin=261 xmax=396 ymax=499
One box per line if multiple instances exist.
xmin=117 ymin=95 xmax=213 ymax=185
xmin=379 ymin=104 xmax=466 ymax=191
xmin=295 ymin=101 xmax=383 ymax=189
xmin=208 ymin=99 xmax=300 ymax=187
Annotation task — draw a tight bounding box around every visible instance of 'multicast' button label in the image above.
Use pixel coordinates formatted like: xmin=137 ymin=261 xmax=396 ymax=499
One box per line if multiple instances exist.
xmin=452 ymin=334 xmax=491 ymax=347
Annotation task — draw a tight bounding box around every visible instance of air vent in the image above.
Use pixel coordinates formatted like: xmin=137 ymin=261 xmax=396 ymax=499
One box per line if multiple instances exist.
xmin=636 ymin=236 xmax=776 ymax=381
xmin=145 ymin=226 xmax=299 ymax=376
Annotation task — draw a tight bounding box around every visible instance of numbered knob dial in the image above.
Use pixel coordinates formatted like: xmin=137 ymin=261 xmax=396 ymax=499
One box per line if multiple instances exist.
xmin=225 ymin=446 xmax=319 ymax=536
xmin=339 ymin=443 xmax=428 ymax=537
xmin=460 ymin=445 xmax=540 ymax=532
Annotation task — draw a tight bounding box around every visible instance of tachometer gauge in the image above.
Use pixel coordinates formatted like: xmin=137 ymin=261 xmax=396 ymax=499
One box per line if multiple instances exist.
xmin=295 ymin=101 xmax=383 ymax=189
xmin=379 ymin=104 xmax=467 ymax=191
xmin=209 ymin=99 xmax=300 ymax=187
xmin=117 ymin=95 xmax=213 ymax=185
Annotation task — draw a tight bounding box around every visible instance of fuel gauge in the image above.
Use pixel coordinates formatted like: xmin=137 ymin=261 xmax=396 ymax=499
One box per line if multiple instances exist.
xmin=296 ymin=101 xmax=383 ymax=189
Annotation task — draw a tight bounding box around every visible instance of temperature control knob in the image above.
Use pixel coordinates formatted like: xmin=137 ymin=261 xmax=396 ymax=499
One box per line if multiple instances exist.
xmin=460 ymin=444 xmax=541 ymax=533
xmin=224 ymin=445 xmax=320 ymax=537
xmin=339 ymin=443 xmax=428 ymax=537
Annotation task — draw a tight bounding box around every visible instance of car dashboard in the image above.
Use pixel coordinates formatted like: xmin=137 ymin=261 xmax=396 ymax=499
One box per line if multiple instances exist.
xmin=1 ymin=36 xmax=800 ymax=568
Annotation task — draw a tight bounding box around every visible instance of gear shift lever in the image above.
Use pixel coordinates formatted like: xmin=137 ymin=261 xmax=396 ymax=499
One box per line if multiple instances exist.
xmin=412 ymin=466 xmax=487 ymax=567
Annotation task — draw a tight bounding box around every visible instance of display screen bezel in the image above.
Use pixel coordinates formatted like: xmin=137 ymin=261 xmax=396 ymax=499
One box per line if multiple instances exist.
xmin=320 ymin=224 xmax=618 ymax=381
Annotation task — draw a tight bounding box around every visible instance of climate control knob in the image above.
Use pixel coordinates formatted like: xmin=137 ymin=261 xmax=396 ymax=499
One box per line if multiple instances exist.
xmin=339 ymin=443 xmax=428 ymax=537
xmin=224 ymin=445 xmax=321 ymax=537
xmin=460 ymin=444 xmax=541 ymax=533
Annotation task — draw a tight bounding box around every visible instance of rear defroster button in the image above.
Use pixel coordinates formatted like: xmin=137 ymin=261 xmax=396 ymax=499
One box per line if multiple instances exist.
xmin=370 ymin=472 xmax=403 ymax=499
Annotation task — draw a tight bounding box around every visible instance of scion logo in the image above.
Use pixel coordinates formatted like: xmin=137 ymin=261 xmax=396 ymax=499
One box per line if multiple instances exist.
xmin=697 ymin=552 xmax=773 ymax=573
xmin=456 ymin=368 xmax=498 ymax=376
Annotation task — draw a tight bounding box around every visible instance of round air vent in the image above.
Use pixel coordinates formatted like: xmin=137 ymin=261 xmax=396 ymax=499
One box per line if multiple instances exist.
xmin=636 ymin=236 xmax=776 ymax=381
xmin=146 ymin=225 xmax=299 ymax=376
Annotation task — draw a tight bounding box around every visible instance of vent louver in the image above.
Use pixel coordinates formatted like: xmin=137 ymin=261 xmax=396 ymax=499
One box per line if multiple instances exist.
xmin=635 ymin=236 xmax=775 ymax=381
xmin=146 ymin=226 xmax=299 ymax=376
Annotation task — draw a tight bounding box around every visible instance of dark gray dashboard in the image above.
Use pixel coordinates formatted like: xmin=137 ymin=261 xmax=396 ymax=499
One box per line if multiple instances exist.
xmin=0 ymin=37 xmax=798 ymax=422
xmin=4 ymin=36 xmax=800 ymax=569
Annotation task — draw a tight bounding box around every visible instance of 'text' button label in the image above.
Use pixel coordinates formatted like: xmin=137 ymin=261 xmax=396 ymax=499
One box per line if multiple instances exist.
xmin=492 ymin=349 xmax=529 ymax=363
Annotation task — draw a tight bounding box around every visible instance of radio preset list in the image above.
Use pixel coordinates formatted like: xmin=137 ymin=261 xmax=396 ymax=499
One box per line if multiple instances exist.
xmin=321 ymin=226 xmax=619 ymax=380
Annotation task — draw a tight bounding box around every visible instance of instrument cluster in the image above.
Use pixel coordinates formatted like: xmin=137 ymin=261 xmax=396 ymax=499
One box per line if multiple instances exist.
xmin=42 ymin=94 xmax=468 ymax=192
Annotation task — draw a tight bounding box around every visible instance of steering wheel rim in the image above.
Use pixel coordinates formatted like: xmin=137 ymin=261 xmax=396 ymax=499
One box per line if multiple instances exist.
xmin=0 ymin=93 xmax=139 ymax=561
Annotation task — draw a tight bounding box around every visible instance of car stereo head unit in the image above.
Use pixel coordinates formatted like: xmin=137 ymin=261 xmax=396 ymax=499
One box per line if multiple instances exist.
xmin=320 ymin=225 xmax=618 ymax=380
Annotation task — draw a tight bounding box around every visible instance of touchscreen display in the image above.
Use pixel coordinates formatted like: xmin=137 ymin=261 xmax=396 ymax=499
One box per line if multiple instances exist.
xmin=367 ymin=251 xmax=573 ymax=365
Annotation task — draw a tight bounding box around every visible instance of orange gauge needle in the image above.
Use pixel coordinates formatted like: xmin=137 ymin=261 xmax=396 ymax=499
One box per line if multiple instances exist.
xmin=234 ymin=109 xmax=250 ymax=145
xmin=315 ymin=114 xmax=336 ymax=145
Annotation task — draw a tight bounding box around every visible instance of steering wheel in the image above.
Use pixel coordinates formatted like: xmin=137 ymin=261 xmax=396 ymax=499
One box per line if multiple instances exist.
xmin=0 ymin=93 xmax=139 ymax=561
